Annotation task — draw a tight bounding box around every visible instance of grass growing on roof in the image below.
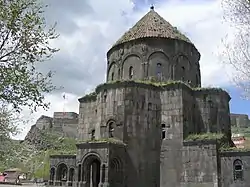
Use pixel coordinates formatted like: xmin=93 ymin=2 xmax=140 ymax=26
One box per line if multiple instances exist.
xmin=77 ymin=138 xmax=126 ymax=145
xmin=185 ymin=133 xmax=225 ymax=141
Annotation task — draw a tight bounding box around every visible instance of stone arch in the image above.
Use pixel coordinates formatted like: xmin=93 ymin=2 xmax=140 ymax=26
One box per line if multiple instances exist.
xmin=173 ymin=54 xmax=191 ymax=81
xmin=107 ymin=62 xmax=117 ymax=81
xmin=56 ymin=163 xmax=68 ymax=181
xmin=148 ymin=51 xmax=170 ymax=81
xmin=107 ymin=120 xmax=116 ymax=138
xmin=122 ymin=54 xmax=142 ymax=80
xmin=82 ymin=154 xmax=102 ymax=187
xmin=109 ymin=157 xmax=123 ymax=185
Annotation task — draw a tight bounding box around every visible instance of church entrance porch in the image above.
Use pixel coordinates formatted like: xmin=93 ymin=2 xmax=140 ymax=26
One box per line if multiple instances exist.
xmin=82 ymin=155 xmax=101 ymax=187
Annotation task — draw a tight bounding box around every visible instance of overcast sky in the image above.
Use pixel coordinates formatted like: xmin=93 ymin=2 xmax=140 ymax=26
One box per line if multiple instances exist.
xmin=15 ymin=0 xmax=249 ymax=139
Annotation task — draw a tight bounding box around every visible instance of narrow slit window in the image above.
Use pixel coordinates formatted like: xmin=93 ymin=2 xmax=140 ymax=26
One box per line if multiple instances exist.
xmin=91 ymin=129 xmax=95 ymax=140
xmin=157 ymin=63 xmax=162 ymax=79
xmin=161 ymin=124 xmax=166 ymax=140
xmin=111 ymin=72 xmax=114 ymax=81
xmin=129 ymin=66 xmax=134 ymax=79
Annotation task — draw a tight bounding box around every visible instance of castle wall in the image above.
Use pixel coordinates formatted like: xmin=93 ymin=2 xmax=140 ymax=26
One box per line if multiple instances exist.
xmin=220 ymin=151 xmax=250 ymax=187
xmin=160 ymin=86 xmax=185 ymax=187
xmin=107 ymin=38 xmax=201 ymax=87
xmin=180 ymin=141 xmax=219 ymax=187
xmin=36 ymin=115 xmax=53 ymax=130
xmin=230 ymin=114 xmax=250 ymax=128
xmin=53 ymin=112 xmax=78 ymax=138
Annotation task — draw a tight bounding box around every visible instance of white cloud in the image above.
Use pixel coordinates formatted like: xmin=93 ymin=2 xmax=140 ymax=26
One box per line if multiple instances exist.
xmin=15 ymin=0 xmax=236 ymax=139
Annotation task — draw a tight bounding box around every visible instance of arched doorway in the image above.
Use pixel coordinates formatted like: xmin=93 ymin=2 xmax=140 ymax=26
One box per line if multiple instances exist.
xmin=56 ymin=163 xmax=68 ymax=182
xmin=82 ymin=155 xmax=101 ymax=187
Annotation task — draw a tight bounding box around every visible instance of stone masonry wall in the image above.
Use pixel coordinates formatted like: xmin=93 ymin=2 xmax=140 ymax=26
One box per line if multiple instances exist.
xmin=106 ymin=38 xmax=201 ymax=87
xmin=194 ymin=90 xmax=231 ymax=140
xmin=220 ymin=151 xmax=250 ymax=187
xmin=160 ymin=86 xmax=184 ymax=187
xmin=122 ymin=86 xmax=161 ymax=187
xmin=35 ymin=115 xmax=53 ymax=130
xmin=181 ymin=141 xmax=219 ymax=187
xmin=78 ymin=83 xmax=162 ymax=187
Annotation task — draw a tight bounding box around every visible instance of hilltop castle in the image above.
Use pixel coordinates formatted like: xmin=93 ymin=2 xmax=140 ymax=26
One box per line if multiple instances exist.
xmin=47 ymin=7 xmax=250 ymax=187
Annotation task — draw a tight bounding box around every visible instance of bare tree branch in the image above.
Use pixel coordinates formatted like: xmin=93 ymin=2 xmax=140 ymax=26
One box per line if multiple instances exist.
xmin=221 ymin=0 xmax=250 ymax=99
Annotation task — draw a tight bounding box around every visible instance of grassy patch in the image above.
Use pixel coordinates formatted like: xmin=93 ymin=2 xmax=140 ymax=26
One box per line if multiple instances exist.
xmin=185 ymin=133 xmax=225 ymax=141
xmin=78 ymin=92 xmax=97 ymax=102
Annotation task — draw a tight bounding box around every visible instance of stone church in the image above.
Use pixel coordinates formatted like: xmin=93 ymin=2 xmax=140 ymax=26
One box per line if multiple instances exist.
xmin=48 ymin=7 xmax=250 ymax=187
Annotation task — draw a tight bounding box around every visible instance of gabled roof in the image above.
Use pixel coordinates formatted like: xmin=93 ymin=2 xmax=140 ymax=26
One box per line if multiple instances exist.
xmin=112 ymin=7 xmax=191 ymax=48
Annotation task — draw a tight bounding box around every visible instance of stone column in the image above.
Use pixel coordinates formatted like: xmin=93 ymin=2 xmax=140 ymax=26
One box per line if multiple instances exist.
xmin=99 ymin=165 xmax=109 ymax=187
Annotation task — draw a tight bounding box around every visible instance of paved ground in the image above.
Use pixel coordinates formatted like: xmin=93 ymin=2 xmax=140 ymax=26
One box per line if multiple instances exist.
xmin=0 ymin=184 xmax=44 ymax=187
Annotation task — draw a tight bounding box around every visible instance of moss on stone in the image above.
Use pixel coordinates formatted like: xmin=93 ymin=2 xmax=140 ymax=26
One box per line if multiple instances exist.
xmin=78 ymin=80 xmax=229 ymax=103
xmin=220 ymin=146 xmax=250 ymax=152
xmin=95 ymin=80 xmax=191 ymax=93
xmin=77 ymin=138 xmax=126 ymax=146
xmin=185 ymin=133 xmax=225 ymax=141
xmin=78 ymin=92 xmax=97 ymax=102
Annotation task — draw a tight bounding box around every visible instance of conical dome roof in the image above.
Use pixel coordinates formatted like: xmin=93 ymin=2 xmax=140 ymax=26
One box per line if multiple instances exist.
xmin=112 ymin=7 xmax=192 ymax=48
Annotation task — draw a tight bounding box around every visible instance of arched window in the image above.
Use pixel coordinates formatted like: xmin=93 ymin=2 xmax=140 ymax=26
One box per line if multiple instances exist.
xmin=108 ymin=121 xmax=115 ymax=138
xmin=129 ymin=66 xmax=133 ymax=79
xmin=234 ymin=159 xmax=243 ymax=181
xmin=161 ymin=124 xmax=166 ymax=140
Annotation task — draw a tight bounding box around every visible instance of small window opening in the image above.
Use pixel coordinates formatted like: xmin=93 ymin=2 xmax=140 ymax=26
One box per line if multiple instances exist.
xmin=111 ymin=72 xmax=114 ymax=81
xmin=95 ymin=109 xmax=97 ymax=114
xmin=91 ymin=129 xmax=95 ymax=140
xmin=181 ymin=66 xmax=185 ymax=81
xmin=118 ymin=69 xmax=121 ymax=79
xmin=129 ymin=66 xmax=134 ymax=79
xmin=161 ymin=124 xmax=166 ymax=140
xmin=108 ymin=122 xmax=114 ymax=138
xmin=148 ymin=103 xmax=152 ymax=111
xmin=234 ymin=159 xmax=243 ymax=181
xmin=157 ymin=63 xmax=162 ymax=81
xmin=103 ymin=90 xmax=107 ymax=102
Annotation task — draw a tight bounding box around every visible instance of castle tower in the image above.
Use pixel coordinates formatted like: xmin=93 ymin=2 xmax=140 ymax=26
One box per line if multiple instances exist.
xmin=106 ymin=6 xmax=201 ymax=87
